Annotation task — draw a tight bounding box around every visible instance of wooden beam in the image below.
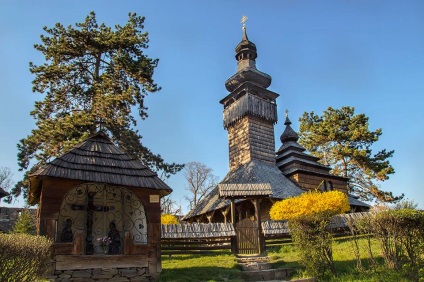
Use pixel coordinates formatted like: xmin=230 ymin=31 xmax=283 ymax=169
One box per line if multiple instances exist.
xmin=253 ymin=198 xmax=265 ymax=255
xmin=55 ymin=254 xmax=148 ymax=270
xmin=206 ymin=210 xmax=216 ymax=223
xmin=73 ymin=230 xmax=84 ymax=255
xmin=230 ymin=200 xmax=236 ymax=224
xmin=221 ymin=206 xmax=231 ymax=224
xmin=124 ymin=231 xmax=133 ymax=255
xmin=53 ymin=243 xmax=73 ymax=255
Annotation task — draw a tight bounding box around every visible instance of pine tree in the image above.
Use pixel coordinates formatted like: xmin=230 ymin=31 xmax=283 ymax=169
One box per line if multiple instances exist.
xmin=299 ymin=106 xmax=403 ymax=203
xmin=12 ymin=12 xmax=183 ymax=201
xmin=12 ymin=209 xmax=36 ymax=235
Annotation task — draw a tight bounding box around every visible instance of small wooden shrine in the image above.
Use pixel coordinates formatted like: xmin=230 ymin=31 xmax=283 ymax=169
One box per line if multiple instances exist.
xmin=28 ymin=131 xmax=171 ymax=281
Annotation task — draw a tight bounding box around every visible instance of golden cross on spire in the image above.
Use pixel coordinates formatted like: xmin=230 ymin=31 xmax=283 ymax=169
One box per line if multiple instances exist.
xmin=241 ymin=15 xmax=248 ymax=29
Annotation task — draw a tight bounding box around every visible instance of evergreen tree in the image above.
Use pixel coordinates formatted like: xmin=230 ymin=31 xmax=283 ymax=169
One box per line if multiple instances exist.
xmin=299 ymin=106 xmax=403 ymax=203
xmin=12 ymin=209 xmax=36 ymax=235
xmin=12 ymin=12 xmax=183 ymax=201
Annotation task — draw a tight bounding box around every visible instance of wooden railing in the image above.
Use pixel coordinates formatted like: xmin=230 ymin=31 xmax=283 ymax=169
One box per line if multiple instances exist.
xmin=160 ymin=212 xmax=373 ymax=254
xmin=161 ymin=237 xmax=233 ymax=255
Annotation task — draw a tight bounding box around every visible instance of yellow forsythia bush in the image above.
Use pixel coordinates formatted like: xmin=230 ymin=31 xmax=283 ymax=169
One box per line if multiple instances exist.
xmin=270 ymin=190 xmax=350 ymax=220
xmin=161 ymin=214 xmax=179 ymax=224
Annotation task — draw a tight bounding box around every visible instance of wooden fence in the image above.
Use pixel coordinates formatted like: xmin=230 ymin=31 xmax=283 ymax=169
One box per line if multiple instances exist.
xmin=161 ymin=237 xmax=233 ymax=254
xmin=160 ymin=212 xmax=373 ymax=254
xmin=161 ymin=223 xmax=235 ymax=254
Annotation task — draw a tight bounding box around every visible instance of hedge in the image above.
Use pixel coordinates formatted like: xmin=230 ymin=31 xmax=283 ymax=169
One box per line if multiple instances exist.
xmin=0 ymin=233 xmax=53 ymax=282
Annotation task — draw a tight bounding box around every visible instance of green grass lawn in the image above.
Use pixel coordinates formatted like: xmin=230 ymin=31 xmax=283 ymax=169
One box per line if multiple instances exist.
xmin=159 ymin=252 xmax=243 ymax=282
xmin=160 ymin=237 xmax=423 ymax=282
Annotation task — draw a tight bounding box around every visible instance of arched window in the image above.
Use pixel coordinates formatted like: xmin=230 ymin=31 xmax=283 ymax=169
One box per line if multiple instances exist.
xmin=57 ymin=183 xmax=147 ymax=255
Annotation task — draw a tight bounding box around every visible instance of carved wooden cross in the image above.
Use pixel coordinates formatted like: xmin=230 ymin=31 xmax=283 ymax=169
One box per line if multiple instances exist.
xmin=71 ymin=192 xmax=114 ymax=255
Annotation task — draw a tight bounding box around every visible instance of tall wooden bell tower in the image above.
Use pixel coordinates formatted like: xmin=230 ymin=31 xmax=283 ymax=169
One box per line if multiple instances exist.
xmin=220 ymin=25 xmax=279 ymax=171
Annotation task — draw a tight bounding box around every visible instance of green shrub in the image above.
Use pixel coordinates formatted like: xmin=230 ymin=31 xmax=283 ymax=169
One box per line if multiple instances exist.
xmin=289 ymin=216 xmax=335 ymax=280
xmin=0 ymin=233 xmax=53 ymax=282
xmin=345 ymin=213 xmax=379 ymax=272
xmin=270 ymin=191 xmax=350 ymax=280
xmin=372 ymin=209 xmax=424 ymax=270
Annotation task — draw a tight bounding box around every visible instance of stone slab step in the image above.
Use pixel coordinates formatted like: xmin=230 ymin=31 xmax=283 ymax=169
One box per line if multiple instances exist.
xmin=236 ymin=256 xmax=270 ymax=263
xmin=240 ymin=262 xmax=271 ymax=271
xmin=240 ymin=268 xmax=293 ymax=281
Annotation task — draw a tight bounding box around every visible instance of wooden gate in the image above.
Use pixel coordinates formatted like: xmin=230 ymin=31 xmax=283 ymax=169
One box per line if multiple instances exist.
xmin=236 ymin=218 xmax=260 ymax=255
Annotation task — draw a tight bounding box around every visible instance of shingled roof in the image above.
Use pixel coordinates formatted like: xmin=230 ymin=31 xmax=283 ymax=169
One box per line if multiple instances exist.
xmin=218 ymin=183 xmax=272 ymax=197
xmin=183 ymin=160 xmax=303 ymax=220
xmin=0 ymin=187 xmax=9 ymax=199
xmin=29 ymin=131 xmax=172 ymax=204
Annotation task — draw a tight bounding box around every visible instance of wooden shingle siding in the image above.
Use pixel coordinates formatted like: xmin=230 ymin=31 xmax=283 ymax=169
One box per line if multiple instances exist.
xmin=290 ymin=173 xmax=348 ymax=192
xmin=223 ymin=94 xmax=277 ymax=129
xmin=228 ymin=116 xmax=276 ymax=171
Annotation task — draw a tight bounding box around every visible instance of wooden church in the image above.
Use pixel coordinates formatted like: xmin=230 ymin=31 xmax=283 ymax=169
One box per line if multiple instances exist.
xmin=29 ymin=131 xmax=170 ymax=281
xmin=183 ymin=25 xmax=369 ymax=227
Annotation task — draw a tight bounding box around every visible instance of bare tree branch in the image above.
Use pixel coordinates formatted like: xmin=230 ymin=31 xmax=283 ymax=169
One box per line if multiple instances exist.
xmin=160 ymin=195 xmax=181 ymax=215
xmin=184 ymin=162 xmax=218 ymax=210
xmin=0 ymin=167 xmax=13 ymax=191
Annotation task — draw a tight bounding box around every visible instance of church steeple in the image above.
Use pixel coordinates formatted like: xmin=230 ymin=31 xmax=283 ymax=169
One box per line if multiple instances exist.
xmin=280 ymin=111 xmax=299 ymax=143
xmin=225 ymin=25 xmax=271 ymax=92
xmin=234 ymin=26 xmax=257 ymax=69
xmin=220 ymin=19 xmax=280 ymax=171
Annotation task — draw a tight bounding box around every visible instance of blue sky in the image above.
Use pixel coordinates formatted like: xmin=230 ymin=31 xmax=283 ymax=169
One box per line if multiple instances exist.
xmin=1 ymin=1 xmax=423 ymax=212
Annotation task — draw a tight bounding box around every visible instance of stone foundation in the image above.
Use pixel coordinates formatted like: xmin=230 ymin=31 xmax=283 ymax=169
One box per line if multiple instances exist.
xmin=45 ymin=267 xmax=154 ymax=282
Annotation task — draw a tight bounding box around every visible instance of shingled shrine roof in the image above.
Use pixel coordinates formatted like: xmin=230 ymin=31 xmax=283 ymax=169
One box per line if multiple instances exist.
xmin=0 ymin=187 xmax=9 ymax=199
xmin=29 ymin=131 xmax=172 ymax=203
xmin=348 ymin=194 xmax=371 ymax=208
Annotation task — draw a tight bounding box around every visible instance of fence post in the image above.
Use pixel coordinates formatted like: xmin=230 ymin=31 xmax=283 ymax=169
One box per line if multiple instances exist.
xmin=231 ymin=235 xmax=238 ymax=254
